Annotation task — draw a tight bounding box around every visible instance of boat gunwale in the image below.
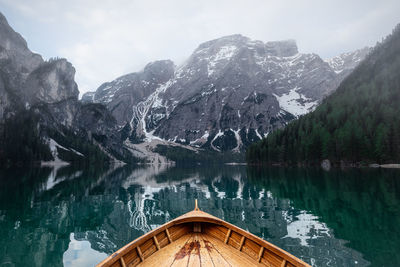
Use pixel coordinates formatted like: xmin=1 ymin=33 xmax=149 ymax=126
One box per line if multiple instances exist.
xmin=97 ymin=210 xmax=311 ymax=267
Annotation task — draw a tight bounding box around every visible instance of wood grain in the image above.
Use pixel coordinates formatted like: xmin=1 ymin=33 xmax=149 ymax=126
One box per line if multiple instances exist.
xmin=97 ymin=209 xmax=311 ymax=267
xmin=224 ymin=229 xmax=231 ymax=244
xmin=153 ymin=236 xmax=160 ymax=251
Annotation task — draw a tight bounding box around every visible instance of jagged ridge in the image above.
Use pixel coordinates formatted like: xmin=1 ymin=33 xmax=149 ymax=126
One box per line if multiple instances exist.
xmin=84 ymin=34 xmax=370 ymax=152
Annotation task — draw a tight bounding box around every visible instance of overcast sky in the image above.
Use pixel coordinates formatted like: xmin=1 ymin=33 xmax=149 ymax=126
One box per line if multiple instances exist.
xmin=0 ymin=0 xmax=399 ymax=95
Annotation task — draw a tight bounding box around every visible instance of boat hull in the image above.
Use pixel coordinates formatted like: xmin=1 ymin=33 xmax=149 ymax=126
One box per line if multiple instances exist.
xmin=97 ymin=210 xmax=310 ymax=267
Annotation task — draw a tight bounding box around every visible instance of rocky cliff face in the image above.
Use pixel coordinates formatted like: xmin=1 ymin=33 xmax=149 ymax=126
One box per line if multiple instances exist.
xmin=0 ymin=12 xmax=78 ymax=120
xmin=84 ymin=35 xmax=370 ymax=152
xmin=0 ymin=12 xmax=43 ymax=119
xmin=0 ymin=12 xmax=134 ymax=164
xmin=24 ymin=59 xmax=79 ymax=105
xmin=90 ymin=60 xmax=175 ymax=125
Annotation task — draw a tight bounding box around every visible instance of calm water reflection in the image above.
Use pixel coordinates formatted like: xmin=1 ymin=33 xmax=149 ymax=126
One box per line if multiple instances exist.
xmin=0 ymin=165 xmax=399 ymax=267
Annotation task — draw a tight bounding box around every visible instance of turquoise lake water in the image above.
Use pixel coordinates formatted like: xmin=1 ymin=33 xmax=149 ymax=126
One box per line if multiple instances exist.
xmin=0 ymin=165 xmax=399 ymax=266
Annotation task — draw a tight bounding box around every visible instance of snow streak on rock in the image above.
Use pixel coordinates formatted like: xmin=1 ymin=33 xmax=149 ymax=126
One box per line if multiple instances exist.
xmin=87 ymin=34 xmax=370 ymax=154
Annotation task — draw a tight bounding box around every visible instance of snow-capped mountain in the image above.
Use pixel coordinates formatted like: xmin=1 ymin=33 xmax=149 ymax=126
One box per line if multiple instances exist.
xmin=84 ymin=34 xmax=370 ymax=152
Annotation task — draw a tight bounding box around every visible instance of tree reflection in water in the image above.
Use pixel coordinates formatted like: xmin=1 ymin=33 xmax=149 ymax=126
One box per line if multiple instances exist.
xmin=0 ymin=165 xmax=399 ymax=266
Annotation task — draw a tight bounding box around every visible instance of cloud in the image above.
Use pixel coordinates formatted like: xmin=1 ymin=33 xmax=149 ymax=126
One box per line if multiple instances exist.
xmin=0 ymin=0 xmax=399 ymax=95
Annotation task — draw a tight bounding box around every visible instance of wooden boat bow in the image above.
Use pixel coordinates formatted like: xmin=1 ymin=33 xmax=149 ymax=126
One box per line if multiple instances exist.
xmin=97 ymin=200 xmax=311 ymax=267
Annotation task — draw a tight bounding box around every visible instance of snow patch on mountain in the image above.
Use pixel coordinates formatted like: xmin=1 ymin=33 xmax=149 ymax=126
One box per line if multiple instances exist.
xmin=208 ymin=45 xmax=238 ymax=76
xmin=86 ymin=34 xmax=370 ymax=155
xmin=274 ymin=87 xmax=318 ymax=117
xmin=326 ymin=47 xmax=371 ymax=74
xmin=327 ymin=54 xmax=347 ymax=74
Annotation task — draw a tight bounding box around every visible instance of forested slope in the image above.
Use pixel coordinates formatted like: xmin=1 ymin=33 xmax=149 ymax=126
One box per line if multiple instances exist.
xmin=247 ymin=24 xmax=400 ymax=165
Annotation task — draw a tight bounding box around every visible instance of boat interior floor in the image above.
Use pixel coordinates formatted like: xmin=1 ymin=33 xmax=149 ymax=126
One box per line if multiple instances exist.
xmin=138 ymin=232 xmax=264 ymax=267
xmin=103 ymin=214 xmax=305 ymax=267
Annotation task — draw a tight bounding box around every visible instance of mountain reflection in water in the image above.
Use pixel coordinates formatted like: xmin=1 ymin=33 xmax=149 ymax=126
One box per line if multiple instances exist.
xmin=0 ymin=165 xmax=399 ymax=267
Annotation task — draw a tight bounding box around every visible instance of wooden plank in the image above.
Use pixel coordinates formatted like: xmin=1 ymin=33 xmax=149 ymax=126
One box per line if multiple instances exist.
xmin=242 ymin=245 xmax=258 ymax=260
xmin=206 ymin=224 xmax=229 ymax=236
xmin=123 ymin=248 xmax=139 ymax=266
xmin=239 ymin=236 xmax=246 ymax=251
xmin=119 ymin=257 xmax=126 ymax=267
xmin=137 ymin=234 xmax=192 ymax=267
xmin=203 ymin=234 xmax=264 ymax=266
xmin=127 ymin=258 xmax=141 ymax=267
xmin=262 ymin=250 xmax=284 ymax=267
xmin=136 ymin=246 xmax=144 ymax=262
xmin=139 ymin=238 xmax=154 ymax=251
xmin=204 ymin=226 xmax=226 ymax=241
xmin=139 ymin=238 xmax=156 ymax=257
xmin=203 ymin=224 xmax=229 ymax=241
xmin=166 ymin=228 xmax=172 ymax=243
xmin=171 ymin=235 xmax=194 ymax=267
xmin=187 ymin=234 xmax=201 ymax=267
xmin=244 ymin=238 xmax=262 ymax=255
xmin=228 ymin=238 xmax=240 ymax=250
xmin=171 ymin=225 xmax=191 ymax=241
xmin=230 ymin=231 xmax=242 ymax=243
xmin=158 ymin=236 xmax=169 ymax=249
xmin=142 ymin=245 xmax=157 ymax=260
xmin=155 ymin=231 xmax=168 ymax=249
xmin=241 ymin=239 xmax=259 ymax=260
xmin=110 ymin=261 xmax=122 ymax=267
xmin=193 ymin=222 xmax=201 ymax=233
xmin=258 ymin=247 xmax=265 ymax=263
xmin=200 ymin=234 xmax=231 ymax=266
xmin=281 ymin=259 xmax=287 ymax=267
xmin=153 ymin=236 xmax=160 ymax=251
xmin=155 ymin=231 xmax=166 ymax=240
xmin=215 ymin=225 xmax=229 ymax=234
xmin=224 ymin=229 xmax=231 ymax=244
xmin=197 ymin=233 xmax=217 ymax=266
xmin=168 ymin=225 xmax=181 ymax=235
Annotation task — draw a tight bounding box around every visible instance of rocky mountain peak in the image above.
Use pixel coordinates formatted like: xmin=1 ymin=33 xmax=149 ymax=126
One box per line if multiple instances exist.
xmin=142 ymin=59 xmax=175 ymax=81
xmin=0 ymin=12 xmax=28 ymax=51
xmin=196 ymin=34 xmax=250 ymax=50
xmin=265 ymin=39 xmax=298 ymax=57
xmin=326 ymin=47 xmax=371 ymax=74
xmin=193 ymin=35 xmax=298 ymax=59
xmin=25 ymin=58 xmax=79 ymax=104
xmin=0 ymin=12 xmax=43 ymax=74
xmin=86 ymin=34 xmax=370 ymax=153
xmin=144 ymin=59 xmax=175 ymax=72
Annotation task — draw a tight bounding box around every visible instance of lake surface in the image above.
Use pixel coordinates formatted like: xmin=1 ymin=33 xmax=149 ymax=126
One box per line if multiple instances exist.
xmin=0 ymin=165 xmax=399 ymax=267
